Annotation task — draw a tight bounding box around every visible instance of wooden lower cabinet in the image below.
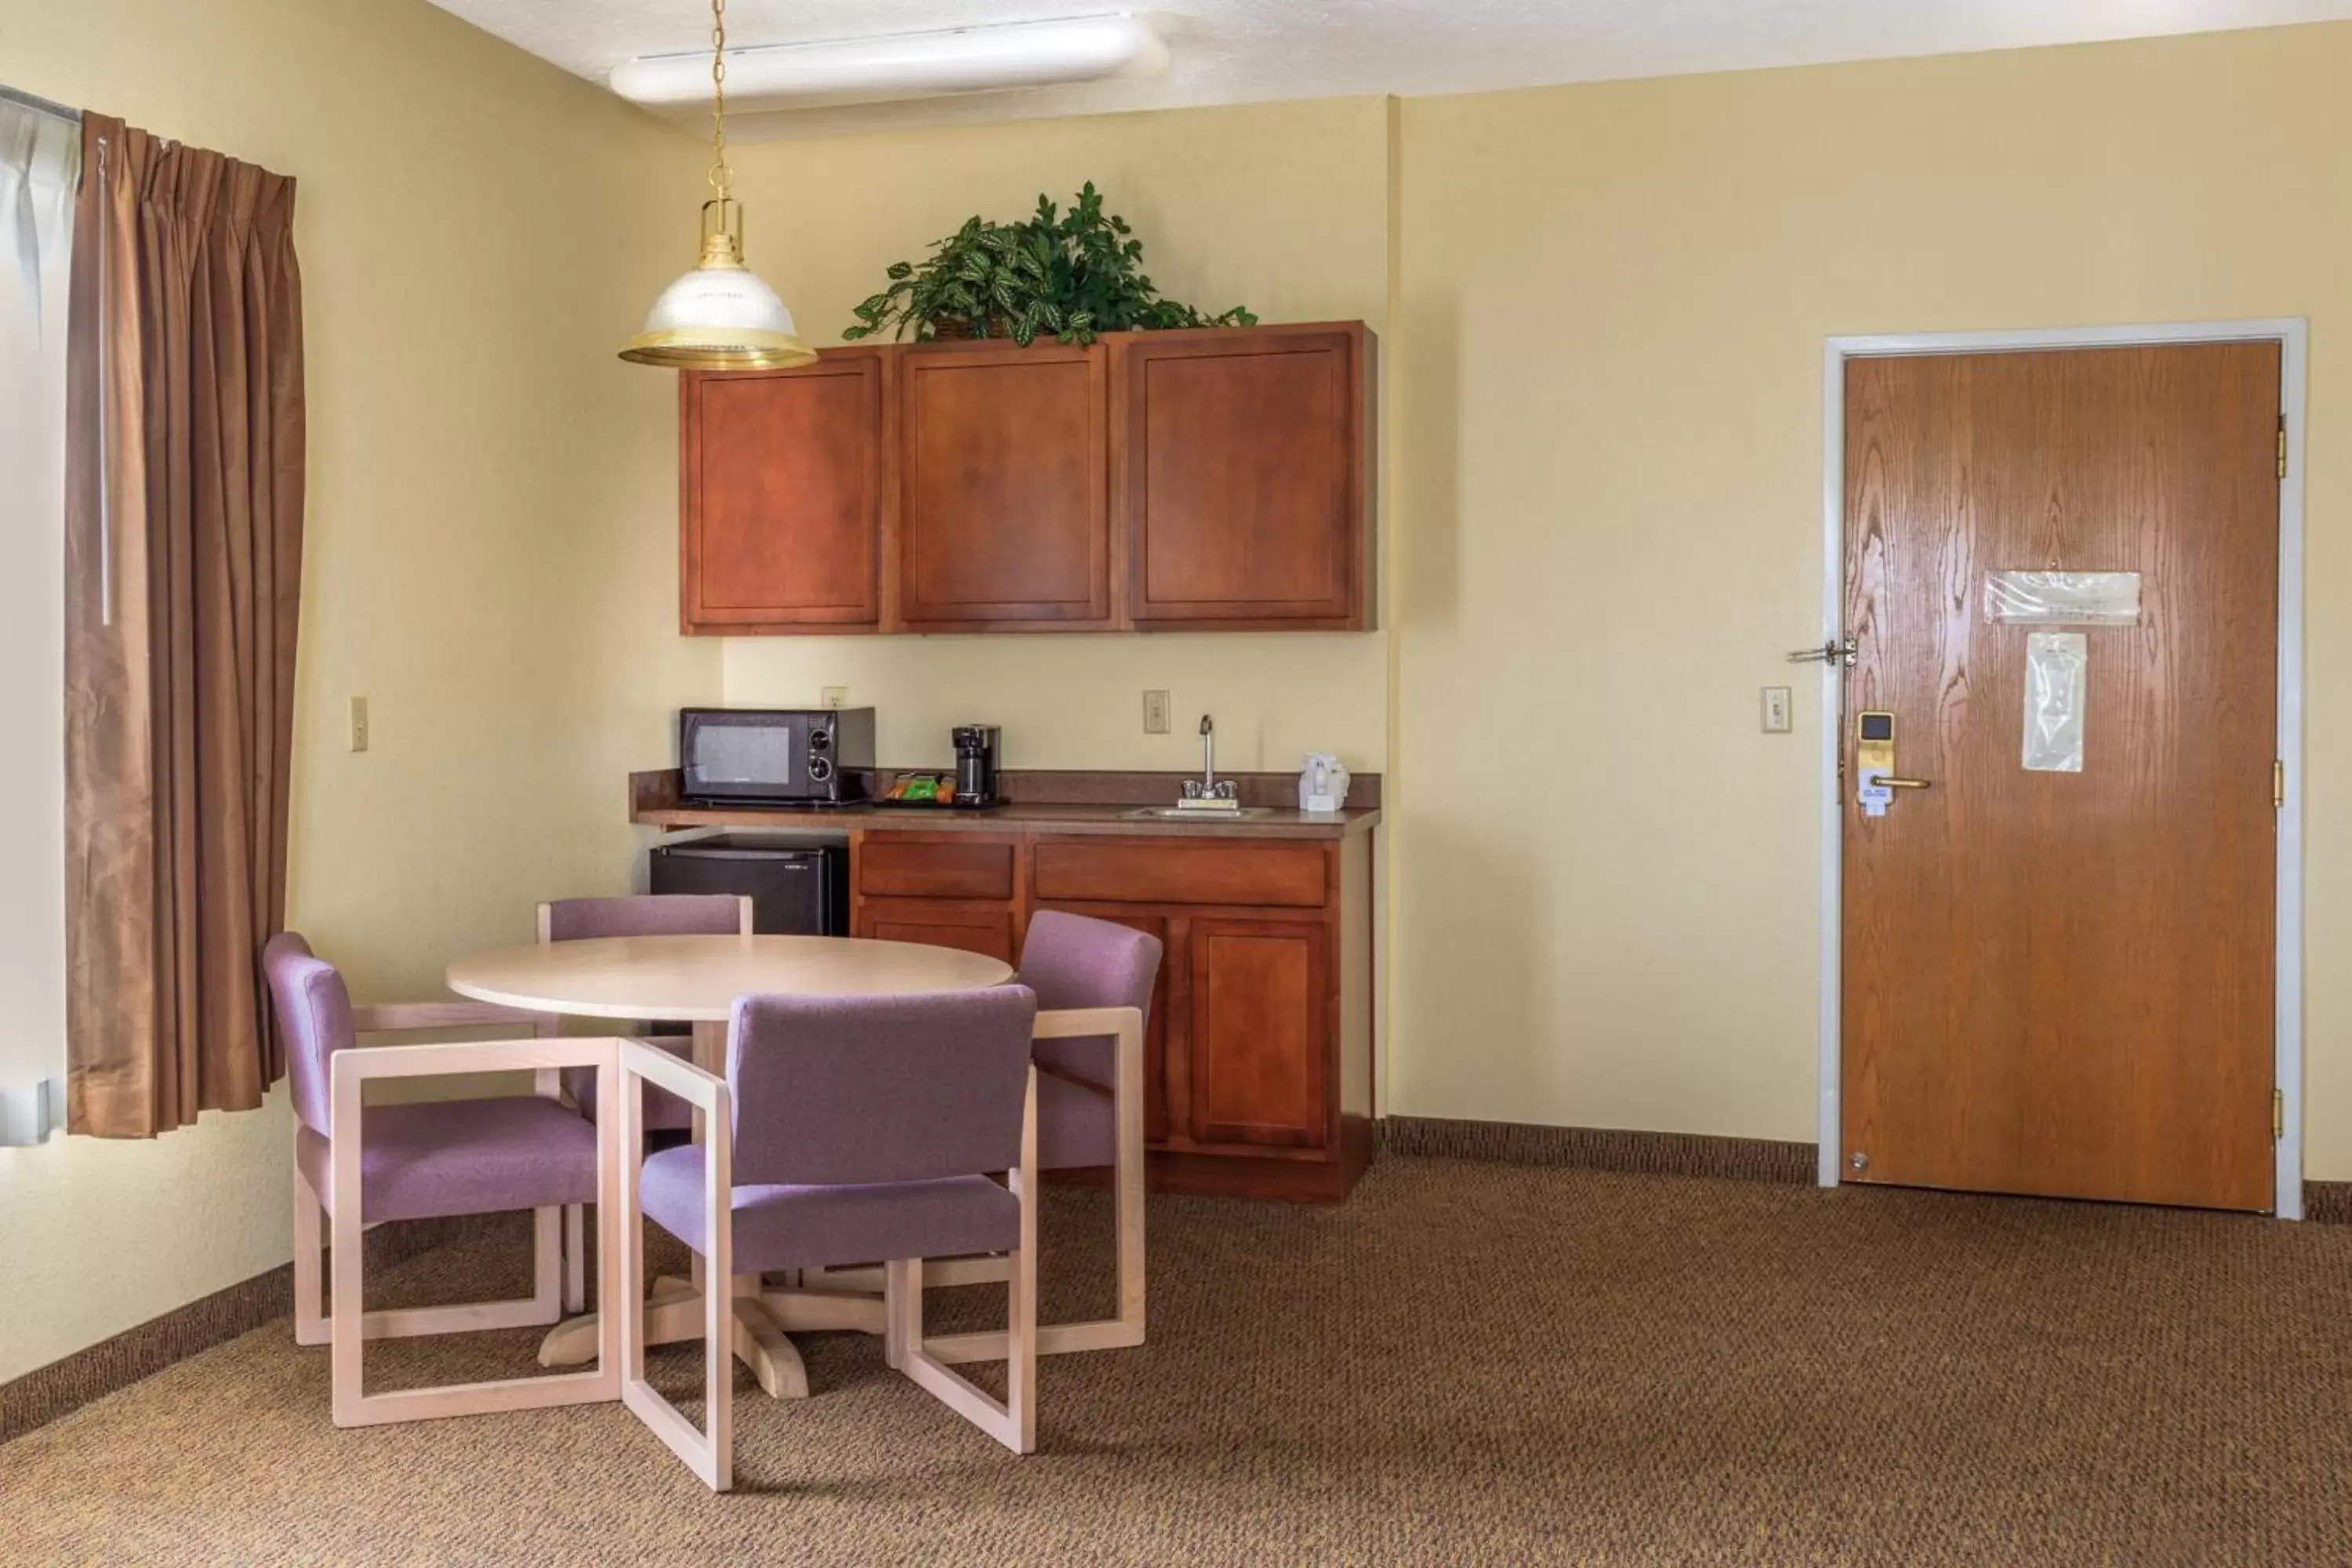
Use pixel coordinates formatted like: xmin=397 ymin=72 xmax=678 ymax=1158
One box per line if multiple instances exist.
xmin=850 ymin=827 xmax=1373 ymax=1201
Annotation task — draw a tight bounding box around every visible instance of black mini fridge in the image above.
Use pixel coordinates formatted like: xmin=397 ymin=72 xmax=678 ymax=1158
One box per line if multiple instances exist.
xmin=648 ymin=835 xmax=848 ymax=936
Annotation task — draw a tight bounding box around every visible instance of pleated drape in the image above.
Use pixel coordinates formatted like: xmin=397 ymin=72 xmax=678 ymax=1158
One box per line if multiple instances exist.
xmin=64 ymin=113 xmax=305 ymax=1137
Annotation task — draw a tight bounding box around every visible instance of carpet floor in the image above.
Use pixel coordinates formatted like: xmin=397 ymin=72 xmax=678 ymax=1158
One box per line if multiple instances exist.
xmin=6 ymin=1156 xmax=2352 ymax=1566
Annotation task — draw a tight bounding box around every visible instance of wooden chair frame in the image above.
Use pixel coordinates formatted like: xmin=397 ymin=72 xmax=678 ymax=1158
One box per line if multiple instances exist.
xmin=615 ymin=1039 xmax=735 ymax=1490
xmin=894 ymin=1062 xmax=1039 ymax=1455
xmin=848 ymin=1005 xmax=1145 ymax=1367
xmin=543 ymin=895 xmax=754 ymax=1320
xmin=293 ymin=1000 xmax=564 ymax=1348
xmin=615 ymin=1040 xmax=1040 ymax=1493
xmin=316 ymin=1030 xmax=622 ymax=1429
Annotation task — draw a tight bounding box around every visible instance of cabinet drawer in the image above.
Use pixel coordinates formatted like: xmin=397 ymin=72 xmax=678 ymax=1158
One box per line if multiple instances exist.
xmin=1032 ymin=840 xmax=1327 ymax=909
xmin=858 ymin=837 xmax=1016 ymax=901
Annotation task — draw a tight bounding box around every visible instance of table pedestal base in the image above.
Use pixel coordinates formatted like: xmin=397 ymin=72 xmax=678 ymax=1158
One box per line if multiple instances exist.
xmin=535 ymin=1259 xmax=1142 ymax=1393
xmin=536 ymin=1273 xmax=895 ymax=1396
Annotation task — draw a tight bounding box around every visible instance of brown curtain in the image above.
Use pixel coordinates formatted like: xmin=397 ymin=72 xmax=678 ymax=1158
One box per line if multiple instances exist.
xmin=63 ymin=114 xmax=305 ymax=1137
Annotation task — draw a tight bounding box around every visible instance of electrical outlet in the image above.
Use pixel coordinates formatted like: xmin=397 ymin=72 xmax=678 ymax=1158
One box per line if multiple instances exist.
xmin=348 ymin=696 xmax=370 ymax=753
xmin=821 ymin=686 xmax=848 ymax=710
xmin=1143 ymin=690 xmax=1171 ymax=734
xmin=1761 ymin=686 xmax=1793 ymax=735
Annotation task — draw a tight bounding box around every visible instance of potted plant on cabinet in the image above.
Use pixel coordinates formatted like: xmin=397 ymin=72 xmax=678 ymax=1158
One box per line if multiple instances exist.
xmin=843 ymin=182 xmax=1256 ymax=347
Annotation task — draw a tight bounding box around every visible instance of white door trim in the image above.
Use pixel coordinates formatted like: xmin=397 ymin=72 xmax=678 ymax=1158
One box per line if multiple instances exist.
xmin=1814 ymin=318 xmax=2308 ymax=1218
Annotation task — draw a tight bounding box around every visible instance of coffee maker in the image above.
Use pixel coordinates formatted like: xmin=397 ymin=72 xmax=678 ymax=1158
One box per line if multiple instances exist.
xmin=951 ymin=724 xmax=1002 ymax=808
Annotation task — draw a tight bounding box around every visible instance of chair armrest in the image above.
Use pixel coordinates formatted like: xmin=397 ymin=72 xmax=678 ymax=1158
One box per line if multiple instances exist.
xmin=1033 ymin=1006 xmax=1143 ymax=1044
xmin=619 ymin=1038 xmax=728 ymax=1115
xmin=328 ymin=1035 xmax=616 ymax=1088
xmin=328 ymin=1036 xmax=618 ymax=1145
xmin=350 ymin=1000 xmax=551 ymax=1035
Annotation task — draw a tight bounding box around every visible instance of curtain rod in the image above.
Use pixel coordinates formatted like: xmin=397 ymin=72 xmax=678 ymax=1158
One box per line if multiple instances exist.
xmin=0 ymin=82 xmax=81 ymax=123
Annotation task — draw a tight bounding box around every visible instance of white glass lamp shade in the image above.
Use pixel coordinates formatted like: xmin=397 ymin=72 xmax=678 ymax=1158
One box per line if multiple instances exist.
xmin=621 ymin=201 xmax=817 ymax=370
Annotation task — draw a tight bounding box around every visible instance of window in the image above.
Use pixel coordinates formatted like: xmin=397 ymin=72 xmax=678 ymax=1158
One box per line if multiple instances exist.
xmin=0 ymin=94 xmax=78 ymax=1143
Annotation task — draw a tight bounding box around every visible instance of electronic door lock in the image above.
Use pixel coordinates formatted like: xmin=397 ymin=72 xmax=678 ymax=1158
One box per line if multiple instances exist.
xmin=1853 ymin=711 xmax=1932 ymax=818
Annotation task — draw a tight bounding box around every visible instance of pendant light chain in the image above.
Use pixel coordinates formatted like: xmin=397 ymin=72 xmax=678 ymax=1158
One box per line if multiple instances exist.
xmin=707 ymin=0 xmax=731 ymax=203
xmin=619 ymin=0 xmax=814 ymax=368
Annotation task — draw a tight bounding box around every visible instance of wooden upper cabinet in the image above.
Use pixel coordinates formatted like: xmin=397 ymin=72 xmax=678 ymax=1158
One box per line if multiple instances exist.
xmin=680 ymin=350 xmax=890 ymax=634
xmin=1114 ymin=323 xmax=1373 ymax=630
xmin=678 ymin=323 xmax=1373 ymax=635
xmin=898 ymin=340 xmax=1111 ymax=630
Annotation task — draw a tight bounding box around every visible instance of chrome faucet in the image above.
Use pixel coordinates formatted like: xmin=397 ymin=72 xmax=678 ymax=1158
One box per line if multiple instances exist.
xmin=1181 ymin=714 xmax=1239 ymax=803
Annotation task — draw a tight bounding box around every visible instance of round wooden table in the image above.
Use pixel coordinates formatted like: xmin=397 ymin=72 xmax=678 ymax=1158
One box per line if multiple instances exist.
xmin=445 ymin=932 xmax=1013 ymax=1022
xmin=446 ymin=933 xmax=1015 ymax=1397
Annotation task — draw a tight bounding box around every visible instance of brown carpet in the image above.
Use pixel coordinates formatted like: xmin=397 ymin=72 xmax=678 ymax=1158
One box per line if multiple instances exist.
xmin=6 ymin=1157 xmax=2352 ymax=1566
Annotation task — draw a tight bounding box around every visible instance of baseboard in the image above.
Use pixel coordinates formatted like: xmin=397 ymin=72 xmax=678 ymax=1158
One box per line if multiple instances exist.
xmin=2305 ymin=1181 xmax=2352 ymax=1224
xmin=0 ymin=1214 xmax=503 ymax=1446
xmin=1382 ymin=1117 xmax=2352 ymax=1221
xmin=1380 ymin=1116 xmax=1815 ymax=1185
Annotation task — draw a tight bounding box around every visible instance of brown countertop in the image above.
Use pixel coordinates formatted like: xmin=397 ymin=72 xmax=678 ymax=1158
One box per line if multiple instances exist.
xmin=630 ymin=769 xmax=1381 ymax=840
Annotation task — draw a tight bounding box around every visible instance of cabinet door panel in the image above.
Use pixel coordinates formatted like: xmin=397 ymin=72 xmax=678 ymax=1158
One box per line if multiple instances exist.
xmin=1189 ymin=918 xmax=1329 ymax=1149
xmin=1119 ymin=326 xmax=1367 ymax=629
xmin=1032 ymin=906 xmax=1176 ymax=1147
xmin=682 ymin=352 xmax=887 ymax=631
xmin=900 ymin=343 xmax=1109 ymax=627
xmin=856 ymin=898 xmax=1018 ymax=964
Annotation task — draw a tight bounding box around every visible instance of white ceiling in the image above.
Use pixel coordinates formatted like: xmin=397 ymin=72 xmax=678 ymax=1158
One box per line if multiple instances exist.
xmin=428 ymin=0 xmax=2352 ymax=137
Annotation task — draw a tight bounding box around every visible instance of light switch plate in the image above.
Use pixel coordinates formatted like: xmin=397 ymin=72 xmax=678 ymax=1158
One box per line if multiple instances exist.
xmin=348 ymin=696 xmax=370 ymax=753
xmin=821 ymin=686 xmax=848 ymax=710
xmin=1143 ymin=690 xmax=1171 ymax=734
xmin=1761 ymin=686 xmax=1793 ymax=734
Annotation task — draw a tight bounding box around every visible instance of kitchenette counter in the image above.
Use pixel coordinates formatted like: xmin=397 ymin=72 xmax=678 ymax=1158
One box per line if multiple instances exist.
xmin=630 ymin=764 xmax=1381 ymax=1202
xmin=630 ymin=769 xmax=1380 ymax=840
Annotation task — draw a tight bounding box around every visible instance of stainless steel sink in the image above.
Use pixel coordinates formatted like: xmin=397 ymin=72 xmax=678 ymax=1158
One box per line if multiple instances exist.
xmin=1120 ymin=805 xmax=1277 ymax=821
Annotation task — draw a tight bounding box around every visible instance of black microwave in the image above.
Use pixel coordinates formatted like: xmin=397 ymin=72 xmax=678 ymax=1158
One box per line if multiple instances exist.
xmin=680 ymin=708 xmax=876 ymax=806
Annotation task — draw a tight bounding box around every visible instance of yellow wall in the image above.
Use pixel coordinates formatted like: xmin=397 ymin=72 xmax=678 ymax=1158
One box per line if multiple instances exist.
xmin=717 ymin=98 xmax=1393 ymax=780
xmin=1392 ymin=24 xmax=2352 ymax=1174
xmin=0 ymin=0 xmax=704 ymax=1383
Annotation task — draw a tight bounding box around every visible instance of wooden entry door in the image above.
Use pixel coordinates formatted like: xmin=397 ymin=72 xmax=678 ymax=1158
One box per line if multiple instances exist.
xmin=1840 ymin=343 xmax=2280 ymax=1210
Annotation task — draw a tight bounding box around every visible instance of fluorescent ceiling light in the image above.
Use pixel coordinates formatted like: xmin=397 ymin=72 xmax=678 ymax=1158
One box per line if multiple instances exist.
xmin=611 ymin=14 xmax=1169 ymax=112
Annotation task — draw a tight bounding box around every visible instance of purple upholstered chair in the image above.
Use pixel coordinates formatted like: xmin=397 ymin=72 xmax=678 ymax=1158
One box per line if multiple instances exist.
xmin=265 ymin=932 xmax=621 ymax=1428
xmin=909 ymin=912 xmax=1160 ymax=1367
xmin=541 ymin=893 xmax=750 ymax=1311
xmin=617 ymin=987 xmax=1042 ymax=1492
xmin=1023 ymin=913 xmax=1162 ymax=1171
xmin=544 ymin=893 xmax=750 ymax=1131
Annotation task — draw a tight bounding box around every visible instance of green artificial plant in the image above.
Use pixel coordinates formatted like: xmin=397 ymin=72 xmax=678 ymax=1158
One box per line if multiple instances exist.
xmin=844 ymin=182 xmax=1257 ymax=347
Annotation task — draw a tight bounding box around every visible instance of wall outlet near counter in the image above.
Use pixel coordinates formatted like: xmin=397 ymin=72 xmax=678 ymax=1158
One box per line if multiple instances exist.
xmin=821 ymin=686 xmax=848 ymax=710
xmin=348 ymin=696 xmax=370 ymax=753
xmin=1761 ymin=686 xmax=1793 ymax=734
xmin=1143 ymin=690 xmax=1171 ymax=734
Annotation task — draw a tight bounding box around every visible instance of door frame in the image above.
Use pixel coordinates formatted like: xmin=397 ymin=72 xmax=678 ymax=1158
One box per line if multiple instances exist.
xmin=1813 ymin=319 xmax=2309 ymax=1216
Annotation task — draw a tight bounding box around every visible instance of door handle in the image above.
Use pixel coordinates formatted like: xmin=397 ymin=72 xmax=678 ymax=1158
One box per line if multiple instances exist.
xmin=1880 ymin=776 xmax=1932 ymax=790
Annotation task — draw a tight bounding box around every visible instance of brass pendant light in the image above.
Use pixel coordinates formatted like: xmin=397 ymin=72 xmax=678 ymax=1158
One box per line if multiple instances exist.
xmin=620 ymin=0 xmax=816 ymax=370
